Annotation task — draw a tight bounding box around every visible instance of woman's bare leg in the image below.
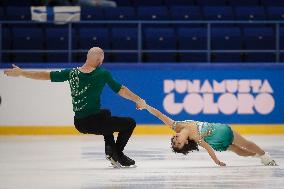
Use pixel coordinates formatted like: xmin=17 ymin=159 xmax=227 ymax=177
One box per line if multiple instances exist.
xmin=232 ymin=130 xmax=265 ymax=156
xmin=229 ymin=130 xmax=277 ymax=166
xmin=228 ymin=144 xmax=256 ymax=157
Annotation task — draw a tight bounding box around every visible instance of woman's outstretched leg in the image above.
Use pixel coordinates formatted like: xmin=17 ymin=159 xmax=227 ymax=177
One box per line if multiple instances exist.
xmin=231 ymin=130 xmax=277 ymax=166
xmin=232 ymin=131 xmax=265 ymax=156
xmin=228 ymin=144 xmax=256 ymax=157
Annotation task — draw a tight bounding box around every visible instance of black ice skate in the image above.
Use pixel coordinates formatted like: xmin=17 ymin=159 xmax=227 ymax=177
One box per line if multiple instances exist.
xmin=105 ymin=145 xmax=122 ymax=168
xmin=117 ymin=152 xmax=136 ymax=168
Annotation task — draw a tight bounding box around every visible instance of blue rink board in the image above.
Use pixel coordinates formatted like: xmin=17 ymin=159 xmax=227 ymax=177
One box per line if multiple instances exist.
xmin=1 ymin=63 xmax=284 ymax=124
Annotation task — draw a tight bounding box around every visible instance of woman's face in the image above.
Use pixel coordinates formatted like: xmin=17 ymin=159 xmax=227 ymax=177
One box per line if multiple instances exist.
xmin=172 ymin=132 xmax=189 ymax=150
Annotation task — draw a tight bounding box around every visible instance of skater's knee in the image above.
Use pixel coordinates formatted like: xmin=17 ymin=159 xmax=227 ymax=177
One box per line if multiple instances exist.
xmin=128 ymin=118 xmax=136 ymax=128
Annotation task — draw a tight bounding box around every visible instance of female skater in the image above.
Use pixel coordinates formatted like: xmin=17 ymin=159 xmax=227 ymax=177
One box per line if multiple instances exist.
xmin=143 ymin=104 xmax=277 ymax=166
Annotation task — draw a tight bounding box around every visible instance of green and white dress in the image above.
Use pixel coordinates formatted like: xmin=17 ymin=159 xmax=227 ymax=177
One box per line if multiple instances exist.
xmin=172 ymin=120 xmax=234 ymax=151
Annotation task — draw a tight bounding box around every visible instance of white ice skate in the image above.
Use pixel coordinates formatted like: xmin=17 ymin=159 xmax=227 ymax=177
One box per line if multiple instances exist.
xmin=260 ymin=153 xmax=278 ymax=166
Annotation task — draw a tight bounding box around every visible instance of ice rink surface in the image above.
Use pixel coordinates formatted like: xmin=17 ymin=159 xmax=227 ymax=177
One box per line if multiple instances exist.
xmin=0 ymin=135 xmax=284 ymax=189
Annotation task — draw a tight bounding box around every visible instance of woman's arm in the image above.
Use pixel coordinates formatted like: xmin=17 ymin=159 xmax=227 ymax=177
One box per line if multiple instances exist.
xmin=194 ymin=138 xmax=226 ymax=166
xmin=145 ymin=105 xmax=174 ymax=126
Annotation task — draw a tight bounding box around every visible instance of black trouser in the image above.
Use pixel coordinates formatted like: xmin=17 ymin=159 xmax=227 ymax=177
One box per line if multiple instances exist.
xmin=74 ymin=109 xmax=136 ymax=153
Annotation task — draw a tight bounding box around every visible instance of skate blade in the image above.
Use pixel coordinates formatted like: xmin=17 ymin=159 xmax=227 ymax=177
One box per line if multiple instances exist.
xmin=120 ymin=164 xmax=137 ymax=168
xmin=267 ymin=160 xmax=278 ymax=166
xmin=263 ymin=160 xmax=278 ymax=166
xmin=106 ymin=156 xmax=121 ymax=168
xmin=109 ymin=164 xmax=137 ymax=168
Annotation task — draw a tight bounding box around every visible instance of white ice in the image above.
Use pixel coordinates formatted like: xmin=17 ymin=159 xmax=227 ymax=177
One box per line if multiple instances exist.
xmin=0 ymin=135 xmax=284 ymax=189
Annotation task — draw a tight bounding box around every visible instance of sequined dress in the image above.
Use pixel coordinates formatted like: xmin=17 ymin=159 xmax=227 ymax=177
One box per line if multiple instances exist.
xmin=173 ymin=120 xmax=234 ymax=151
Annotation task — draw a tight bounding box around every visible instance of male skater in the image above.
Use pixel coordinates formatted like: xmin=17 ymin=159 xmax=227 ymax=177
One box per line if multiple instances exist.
xmin=4 ymin=47 xmax=146 ymax=168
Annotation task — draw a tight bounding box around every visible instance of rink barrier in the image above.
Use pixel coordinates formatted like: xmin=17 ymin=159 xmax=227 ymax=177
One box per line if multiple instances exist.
xmin=0 ymin=125 xmax=284 ymax=135
xmin=1 ymin=64 xmax=284 ymax=125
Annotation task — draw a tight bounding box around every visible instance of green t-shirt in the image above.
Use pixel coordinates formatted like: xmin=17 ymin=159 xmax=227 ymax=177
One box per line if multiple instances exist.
xmin=50 ymin=67 xmax=122 ymax=118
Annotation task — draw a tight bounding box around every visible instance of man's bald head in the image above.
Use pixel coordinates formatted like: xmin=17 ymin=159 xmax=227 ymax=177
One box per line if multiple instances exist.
xmin=86 ymin=47 xmax=104 ymax=67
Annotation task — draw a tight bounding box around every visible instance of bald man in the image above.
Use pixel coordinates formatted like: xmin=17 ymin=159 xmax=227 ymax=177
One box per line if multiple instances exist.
xmin=4 ymin=47 xmax=146 ymax=168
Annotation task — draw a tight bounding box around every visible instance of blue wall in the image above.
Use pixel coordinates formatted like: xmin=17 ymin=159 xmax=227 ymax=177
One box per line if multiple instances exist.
xmin=1 ymin=63 xmax=284 ymax=124
xmin=99 ymin=64 xmax=284 ymax=124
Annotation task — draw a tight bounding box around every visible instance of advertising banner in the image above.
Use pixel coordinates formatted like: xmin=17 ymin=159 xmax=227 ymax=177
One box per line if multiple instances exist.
xmin=0 ymin=64 xmax=283 ymax=126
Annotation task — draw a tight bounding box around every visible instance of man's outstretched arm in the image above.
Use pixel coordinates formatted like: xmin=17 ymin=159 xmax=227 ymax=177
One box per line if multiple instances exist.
xmin=118 ymin=86 xmax=146 ymax=109
xmin=4 ymin=64 xmax=50 ymax=80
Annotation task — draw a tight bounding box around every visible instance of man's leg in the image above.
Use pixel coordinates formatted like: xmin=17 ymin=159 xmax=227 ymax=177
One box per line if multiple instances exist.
xmin=73 ymin=111 xmax=128 ymax=168
xmin=104 ymin=135 xmax=116 ymax=156
xmin=98 ymin=116 xmax=136 ymax=166
xmin=104 ymin=135 xmax=115 ymax=148
xmin=115 ymin=117 xmax=136 ymax=153
xmin=98 ymin=110 xmax=117 ymax=155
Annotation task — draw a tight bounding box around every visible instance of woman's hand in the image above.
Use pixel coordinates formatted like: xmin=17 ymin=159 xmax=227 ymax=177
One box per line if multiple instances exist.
xmin=216 ymin=160 xmax=226 ymax=166
xmin=197 ymin=140 xmax=226 ymax=166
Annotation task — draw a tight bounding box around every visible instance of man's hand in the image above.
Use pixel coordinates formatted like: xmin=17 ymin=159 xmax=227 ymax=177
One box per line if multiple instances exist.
xmin=136 ymin=99 xmax=147 ymax=110
xmin=4 ymin=64 xmax=23 ymax=77
xmin=4 ymin=64 xmax=50 ymax=80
